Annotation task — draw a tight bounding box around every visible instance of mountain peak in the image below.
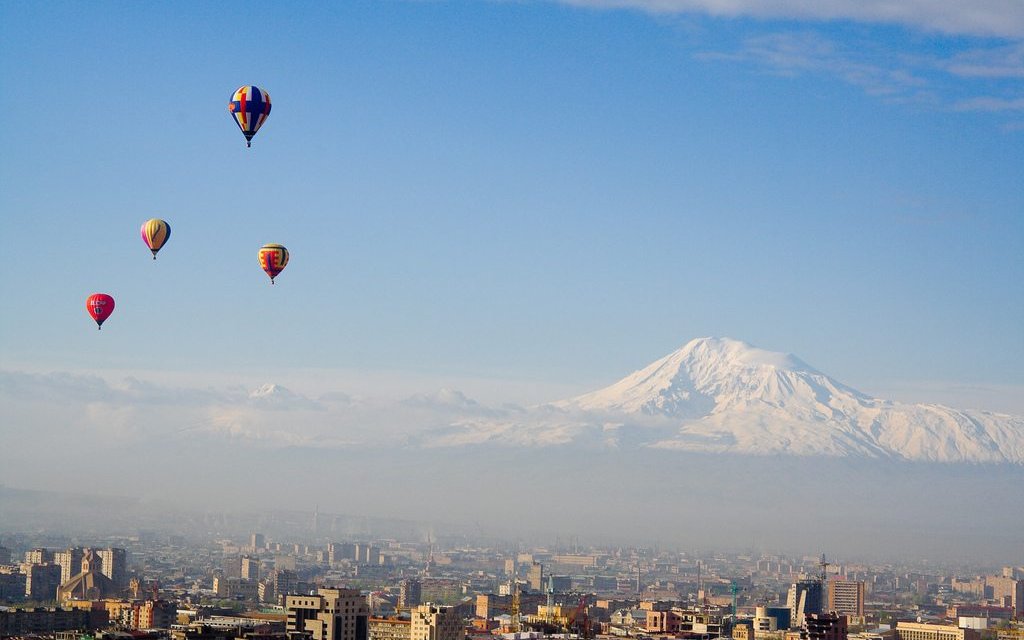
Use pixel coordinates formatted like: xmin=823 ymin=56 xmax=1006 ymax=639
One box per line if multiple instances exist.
xmin=536 ymin=338 xmax=1024 ymax=462
xmin=249 ymin=383 xmax=291 ymax=399
xmin=563 ymin=337 xmax=857 ymax=418
xmin=675 ymin=337 xmax=816 ymax=373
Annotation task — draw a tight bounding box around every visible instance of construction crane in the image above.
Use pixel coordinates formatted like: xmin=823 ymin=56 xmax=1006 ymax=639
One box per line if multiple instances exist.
xmin=818 ymin=553 xmax=832 ymax=614
xmin=424 ymin=533 xmax=434 ymax=577
xmin=573 ymin=595 xmax=591 ymax=640
xmin=508 ymin=574 xmax=521 ymax=633
xmin=546 ymin=580 xmax=555 ymax=624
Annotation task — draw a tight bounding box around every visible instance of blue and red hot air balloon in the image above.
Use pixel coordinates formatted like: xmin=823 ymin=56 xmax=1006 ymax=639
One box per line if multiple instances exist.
xmin=228 ymin=85 xmax=272 ymax=147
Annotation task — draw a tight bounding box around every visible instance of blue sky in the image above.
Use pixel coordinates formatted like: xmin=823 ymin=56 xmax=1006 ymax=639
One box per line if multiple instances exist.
xmin=2 ymin=0 xmax=1022 ymax=408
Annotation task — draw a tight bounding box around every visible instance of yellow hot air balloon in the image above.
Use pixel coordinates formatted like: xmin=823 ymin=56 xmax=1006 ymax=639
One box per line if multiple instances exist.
xmin=258 ymin=243 xmax=289 ymax=284
xmin=140 ymin=218 xmax=171 ymax=259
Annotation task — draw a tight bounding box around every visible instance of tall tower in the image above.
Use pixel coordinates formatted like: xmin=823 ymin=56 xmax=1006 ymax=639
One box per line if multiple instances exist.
xmin=697 ymin=561 xmax=702 ymax=602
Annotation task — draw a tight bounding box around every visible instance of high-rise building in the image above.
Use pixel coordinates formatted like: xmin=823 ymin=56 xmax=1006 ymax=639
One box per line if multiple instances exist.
xmin=24 ymin=549 xmax=51 ymax=565
xmin=54 ymin=548 xmax=86 ymax=586
xmin=400 ymin=579 xmax=423 ymax=609
xmin=99 ymin=548 xmax=127 ymax=589
xmin=420 ymin=579 xmax=461 ymax=605
xmin=286 ymin=587 xmax=369 ymax=640
xmin=354 ymin=544 xmax=381 ymax=565
xmin=251 ymin=533 xmax=265 ymax=551
xmin=366 ymin=547 xmax=381 ymax=565
xmin=788 ymin=580 xmax=823 ymax=629
xmin=0 ymin=571 xmax=27 ymax=601
xmin=222 ymin=555 xmax=242 ymax=578
xmin=986 ymin=576 xmax=1023 ymax=617
xmin=801 ymin=613 xmax=848 ymax=640
xmin=548 ymin=576 xmax=572 ymax=593
xmin=24 ymin=563 xmax=61 ymax=601
xmin=328 ymin=543 xmax=355 ymax=566
xmin=829 ymin=580 xmax=865 ymax=623
xmin=0 ymin=546 xmax=11 ymax=565
xmin=241 ymin=555 xmax=260 ymax=581
xmin=411 ymin=604 xmax=464 ymax=640
xmin=261 ymin=569 xmax=298 ymax=604
xmin=527 ymin=563 xmax=544 ymax=592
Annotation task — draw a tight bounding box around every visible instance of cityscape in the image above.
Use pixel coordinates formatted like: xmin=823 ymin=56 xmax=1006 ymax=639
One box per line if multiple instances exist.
xmin=1 ymin=503 xmax=1022 ymax=640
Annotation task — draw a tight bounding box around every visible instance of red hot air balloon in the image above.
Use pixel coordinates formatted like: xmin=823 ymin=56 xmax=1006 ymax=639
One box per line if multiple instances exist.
xmin=86 ymin=293 xmax=115 ymax=330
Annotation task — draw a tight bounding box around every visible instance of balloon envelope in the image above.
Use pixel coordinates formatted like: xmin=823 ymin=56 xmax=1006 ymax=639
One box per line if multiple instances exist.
xmin=86 ymin=293 xmax=115 ymax=329
xmin=258 ymin=244 xmax=289 ymax=283
xmin=228 ymin=85 xmax=272 ymax=147
xmin=140 ymin=218 xmax=171 ymax=258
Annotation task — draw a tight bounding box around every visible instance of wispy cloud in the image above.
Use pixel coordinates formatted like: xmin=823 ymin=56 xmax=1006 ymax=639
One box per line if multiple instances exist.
xmin=945 ymin=42 xmax=1024 ymax=78
xmin=3 ymin=368 xmax=1021 ymax=464
xmin=691 ymin=29 xmax=1024 ymax=125
xmin=556 ymin=0 xmax=1024 ymax=38
xmin=699 ymin=31 xmax=928 ymax=98
xmin=557 ymin=0 xmax=1024 ymax=127
xmin=954 ymin=96 xmax=1024 ymax=111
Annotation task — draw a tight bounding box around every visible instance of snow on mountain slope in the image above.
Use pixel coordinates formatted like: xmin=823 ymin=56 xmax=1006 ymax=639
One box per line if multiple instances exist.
xmin=479 ymin=337 xmax=1024 ymax=463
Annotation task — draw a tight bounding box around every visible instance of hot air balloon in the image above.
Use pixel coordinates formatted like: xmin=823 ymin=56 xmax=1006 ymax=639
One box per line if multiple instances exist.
xmin=258 ymin=243 xmax=289 ymax=284
xmin=86 ymin=293 xmax=115 ymax=330
xmin=140 ymin=218 xmax=171 ymax=259
xmin=228 ymin=85 xmax=272 ymax=147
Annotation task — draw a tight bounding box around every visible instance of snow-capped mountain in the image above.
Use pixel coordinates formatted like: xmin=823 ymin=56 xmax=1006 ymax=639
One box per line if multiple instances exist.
xmin=247 ymin=383 xmax=322 ymax=410
xmin=550 ymin=337 xmax=1024 ymax=463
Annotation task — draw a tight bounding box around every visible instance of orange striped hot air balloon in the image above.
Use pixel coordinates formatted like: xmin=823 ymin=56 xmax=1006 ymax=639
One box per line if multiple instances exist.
xmin=140 ymin=218 xmax=171 ymax=259
xmin=258 ymin=243 xmax=289 ymax=284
